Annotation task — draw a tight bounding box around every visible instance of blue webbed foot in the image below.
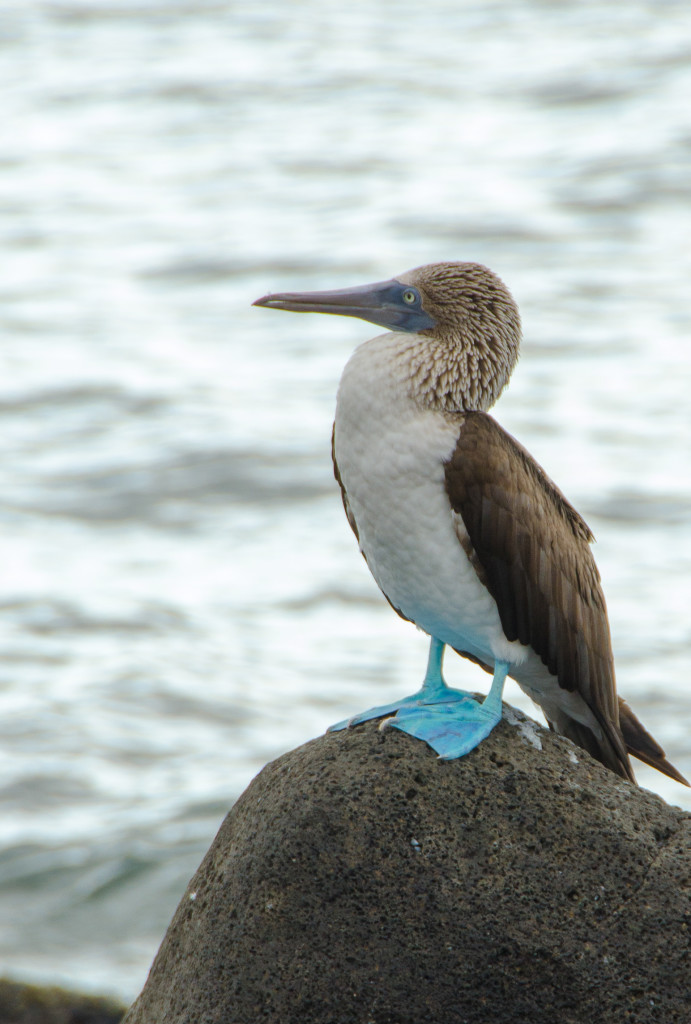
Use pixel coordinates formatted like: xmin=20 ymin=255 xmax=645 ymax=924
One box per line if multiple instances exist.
xmin=328 ymin=687 xmax=473 ymax=733
xmin=328 ymin=695 xmax=414 ymax=733
xmin=328 ymin=639 xmax=510 ymax=761
xmin=386 ymin=697 xmax=501 ymax=759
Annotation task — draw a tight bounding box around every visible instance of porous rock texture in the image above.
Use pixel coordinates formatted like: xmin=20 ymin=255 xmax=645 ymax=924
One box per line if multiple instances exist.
xmin=124 ymin=707 xmax=690 ymax=1024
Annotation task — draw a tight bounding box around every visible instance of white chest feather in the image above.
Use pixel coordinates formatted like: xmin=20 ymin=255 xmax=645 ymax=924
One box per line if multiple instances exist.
xmin=333 ymin=334 xmax=526 ymax=667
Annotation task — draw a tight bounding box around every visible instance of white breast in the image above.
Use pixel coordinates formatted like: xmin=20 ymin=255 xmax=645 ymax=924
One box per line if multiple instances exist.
xmin=333 ymin=333 xmax=528 ymax=669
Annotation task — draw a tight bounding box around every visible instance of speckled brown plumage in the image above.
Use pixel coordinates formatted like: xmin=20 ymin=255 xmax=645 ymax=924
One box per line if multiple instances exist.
xmin=398 ymin=262 xmax=521 ymax=412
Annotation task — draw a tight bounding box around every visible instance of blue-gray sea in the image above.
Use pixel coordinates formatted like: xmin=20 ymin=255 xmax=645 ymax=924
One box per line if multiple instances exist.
xmin=1 ymin=0 xmax=690 ymax=1003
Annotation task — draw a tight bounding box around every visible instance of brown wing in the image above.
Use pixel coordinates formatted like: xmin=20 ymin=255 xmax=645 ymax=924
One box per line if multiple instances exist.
xmin=332 ymin=423 xmax=359 ymax=544
xmin=444 ymin=411 xmax=634 ymax=778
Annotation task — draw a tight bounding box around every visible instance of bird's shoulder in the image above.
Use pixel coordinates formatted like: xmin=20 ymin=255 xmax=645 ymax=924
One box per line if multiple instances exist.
xmin=444 ymin=410 xmax=593 ymax=548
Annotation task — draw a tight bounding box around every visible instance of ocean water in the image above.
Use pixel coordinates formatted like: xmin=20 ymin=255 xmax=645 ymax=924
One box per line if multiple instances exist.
xmin=1 ymin=0 xmax=690 ymax=1002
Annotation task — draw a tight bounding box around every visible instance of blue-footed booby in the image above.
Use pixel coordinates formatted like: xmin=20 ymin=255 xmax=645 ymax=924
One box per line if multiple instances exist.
xmin=254 ymin=262 xmax=688 ymax=785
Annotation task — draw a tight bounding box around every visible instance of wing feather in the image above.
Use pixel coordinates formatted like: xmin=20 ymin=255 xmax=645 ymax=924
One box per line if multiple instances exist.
xmin=444 ymin=411 xmax=631 ymax=775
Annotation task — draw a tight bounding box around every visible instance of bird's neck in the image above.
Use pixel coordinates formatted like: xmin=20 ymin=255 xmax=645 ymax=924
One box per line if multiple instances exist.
xmin=382 ymin=331 xmax=517 ymax=414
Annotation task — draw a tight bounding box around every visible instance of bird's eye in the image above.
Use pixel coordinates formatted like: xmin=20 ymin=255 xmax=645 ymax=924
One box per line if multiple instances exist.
xmin=402 ymin=289 xmax=417 ymax=305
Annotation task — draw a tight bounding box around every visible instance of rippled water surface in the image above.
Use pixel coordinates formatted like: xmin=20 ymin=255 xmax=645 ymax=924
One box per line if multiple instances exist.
xmin=1 ymin=0 xmax=690 ymax=1001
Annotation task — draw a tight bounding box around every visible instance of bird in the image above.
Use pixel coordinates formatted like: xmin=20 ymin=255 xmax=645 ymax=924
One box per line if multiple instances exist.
xmin=253 ymin=262 xmax=688 ymax=785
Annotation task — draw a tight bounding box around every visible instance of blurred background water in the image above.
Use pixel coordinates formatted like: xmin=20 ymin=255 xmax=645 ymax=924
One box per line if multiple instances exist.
xmin=1 ymin=0 xmax=690 ymax=1003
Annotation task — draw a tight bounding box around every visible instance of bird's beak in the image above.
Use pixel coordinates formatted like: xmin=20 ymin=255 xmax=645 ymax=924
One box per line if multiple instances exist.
xmin=253 ymin=278 xmax=436 ymax=333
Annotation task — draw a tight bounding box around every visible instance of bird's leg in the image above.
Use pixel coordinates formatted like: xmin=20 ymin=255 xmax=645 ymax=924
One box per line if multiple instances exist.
xmin=328 ymin=637 xmax=481 ymax=733
xmin=415 ymin=637 xmax=453 ymax=701
xmin=390 ymin=658 xmax=509 ymax=759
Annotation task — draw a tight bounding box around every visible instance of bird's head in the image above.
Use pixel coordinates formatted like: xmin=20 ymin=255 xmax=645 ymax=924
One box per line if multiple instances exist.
xmin=254 ymin=261 xmax=521 ymax=411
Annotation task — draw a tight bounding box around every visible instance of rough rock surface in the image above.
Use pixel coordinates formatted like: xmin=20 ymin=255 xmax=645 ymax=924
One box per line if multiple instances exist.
xmin=0 ymin=978 xmax=125 ymax=1024
xmin=124 ymin=707 xmax=691 ymax=1024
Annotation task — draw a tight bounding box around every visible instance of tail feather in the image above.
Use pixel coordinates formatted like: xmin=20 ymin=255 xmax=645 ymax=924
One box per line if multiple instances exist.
xmin=618 ymin=698 xmax=689 ymax=787
xmin=545 ymin=698 xmax=688 ymax=787
xmin=547 ymin=712 xmax=636 ymax=783
xmin=455 ymin=648 xmax=687 ymax=786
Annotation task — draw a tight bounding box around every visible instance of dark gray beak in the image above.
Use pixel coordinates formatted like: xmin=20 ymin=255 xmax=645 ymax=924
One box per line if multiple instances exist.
xmin=253 ymin=278 xmax=435 ymax=334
